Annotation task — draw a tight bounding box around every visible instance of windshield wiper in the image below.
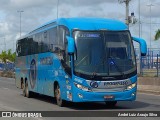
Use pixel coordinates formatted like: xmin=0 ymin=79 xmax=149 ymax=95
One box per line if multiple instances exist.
xmin=75 ymin=55 xmax=88 ymax=67
xmin=109 ymin=56 xmax=126 ymax=78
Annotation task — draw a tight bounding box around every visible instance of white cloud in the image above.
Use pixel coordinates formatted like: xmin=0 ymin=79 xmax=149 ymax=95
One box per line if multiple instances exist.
xmin=0 ymin=0 xmax=160 ymax=52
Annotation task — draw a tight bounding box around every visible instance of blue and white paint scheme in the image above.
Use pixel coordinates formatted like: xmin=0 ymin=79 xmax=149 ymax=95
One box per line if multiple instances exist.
xmin=15 ymin=18 xmax=147 ymax=106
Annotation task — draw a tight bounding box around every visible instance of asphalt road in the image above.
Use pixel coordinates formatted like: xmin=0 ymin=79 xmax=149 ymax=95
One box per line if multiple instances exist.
xmin=0 ymin=77 xmax=160 ymax=120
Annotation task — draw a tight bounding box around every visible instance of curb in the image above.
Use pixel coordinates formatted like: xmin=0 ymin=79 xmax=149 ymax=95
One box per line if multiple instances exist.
xmin=137 ymin=90 xmax=160 ymax=95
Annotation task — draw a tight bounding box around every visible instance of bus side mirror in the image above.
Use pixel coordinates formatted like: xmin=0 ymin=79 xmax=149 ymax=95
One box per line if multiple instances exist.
xmin=66 ymin=36 xmax=75 ymax=54
xmin=132 ymin=37 xmax=147 ymax=56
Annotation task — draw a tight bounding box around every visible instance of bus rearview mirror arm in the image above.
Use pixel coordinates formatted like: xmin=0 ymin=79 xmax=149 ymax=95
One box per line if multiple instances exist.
xmin=132 ymin=37 xmax=147 ymax=56
xmin=66 ymin=36 xmax=75 ymax=54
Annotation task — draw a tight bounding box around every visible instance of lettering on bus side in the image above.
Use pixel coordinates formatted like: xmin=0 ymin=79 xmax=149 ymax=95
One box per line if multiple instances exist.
xmin=40 ymin=57 xmax=53 ymax=65
xmin=104 ymin=81 xmax=128 ymax=86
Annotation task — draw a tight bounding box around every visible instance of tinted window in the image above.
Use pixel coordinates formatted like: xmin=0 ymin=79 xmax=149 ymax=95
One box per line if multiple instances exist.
xmin=16 ymin=26 xmax=69 ymax=57
xmin=49 ymin=28 xmax=57 ymax=52
xmin=16 ymin=38 xmax=28 ymax=56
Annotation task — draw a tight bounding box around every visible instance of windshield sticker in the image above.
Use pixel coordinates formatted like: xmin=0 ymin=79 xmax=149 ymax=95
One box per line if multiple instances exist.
xmin=77 ymin=33 xmax=100 ymax=38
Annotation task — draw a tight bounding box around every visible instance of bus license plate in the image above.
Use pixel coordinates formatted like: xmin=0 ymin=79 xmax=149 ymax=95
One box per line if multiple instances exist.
xmin=104 ymin=95 xmax=114 ymax=99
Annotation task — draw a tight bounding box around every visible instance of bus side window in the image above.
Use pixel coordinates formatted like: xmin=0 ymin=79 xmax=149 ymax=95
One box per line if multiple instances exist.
xmin=35 ymin=34 xmax=41 ymax=53
xmin=59 ymin=26 xmax=70 ymax=65
xmin=40 ymin=33 xmax=46 ymax=53
xmin=49 ymin=28 xmax=57 ymax=52
xmin=32 ymin=35 xmax=38 ymax=54
xmin=43 ymin=31 xmax=50 ymax=52
xmin=16 ymin=42 xmax=21 ymax=57
xmin=37 ymin=33 xmax=43 ymax=53
xmin=21 ymin=39 xmax=27 ymax=56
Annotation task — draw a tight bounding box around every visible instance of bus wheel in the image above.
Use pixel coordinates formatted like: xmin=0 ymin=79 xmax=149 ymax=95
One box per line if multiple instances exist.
xmin=25 ymin=81 xmax=31 ymax=98
xmin=54 ymin=84 xmax=65 ymax=107
xmin=105 ymin=101 xmax=117 ymax=107
xmin=22 ymin=82 xmax=26 ymax=97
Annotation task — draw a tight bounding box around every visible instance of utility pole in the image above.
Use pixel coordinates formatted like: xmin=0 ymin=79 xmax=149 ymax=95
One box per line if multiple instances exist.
xmin=118 ymin=0 xmax=131 ymax=26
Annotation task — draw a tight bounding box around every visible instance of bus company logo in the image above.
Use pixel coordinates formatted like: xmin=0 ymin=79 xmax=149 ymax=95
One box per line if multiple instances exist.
xmin=104 ymin=81 xmax=128 ymax=86
xmin=30 ymin=59 xmax=37 ymax=89
xmin=90 ymin=81 xmax=98 ymax=88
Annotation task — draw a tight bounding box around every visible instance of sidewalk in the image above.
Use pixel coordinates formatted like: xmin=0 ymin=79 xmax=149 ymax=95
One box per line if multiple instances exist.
xmin=137 ymin=77 xmax=160 ymax=95
xmin=137 ymin=85 xmax=160 ymax=95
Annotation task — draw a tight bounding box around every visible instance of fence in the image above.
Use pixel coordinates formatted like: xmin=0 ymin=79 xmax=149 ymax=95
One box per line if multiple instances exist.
xmin=136 ymin=48 xmax=160 ymax=77
xmin=0 ymin=62 xmax=15 ymax=71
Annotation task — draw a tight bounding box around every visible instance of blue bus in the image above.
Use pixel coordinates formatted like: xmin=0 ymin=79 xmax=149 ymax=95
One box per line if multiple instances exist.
xmin=15 ymin=18 xmax=147 ymax=107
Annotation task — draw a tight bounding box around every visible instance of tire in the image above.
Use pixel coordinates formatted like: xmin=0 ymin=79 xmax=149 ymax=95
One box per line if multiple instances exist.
xmin=54 ymin=84 xmax=65 ymax=107
xmin=105 ymin=101 xmax=117 ymax=107
xmin=25 ymin=81 xmax=31 ymax=98
xmin=22 ymin=82 xmax=26 ymax=97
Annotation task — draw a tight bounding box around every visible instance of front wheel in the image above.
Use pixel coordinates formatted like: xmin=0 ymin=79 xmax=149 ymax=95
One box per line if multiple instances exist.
xmin=54 ymin=84 xmax=65 ymax=107
xmin=105 ymin=101 xmax=117 ymax=107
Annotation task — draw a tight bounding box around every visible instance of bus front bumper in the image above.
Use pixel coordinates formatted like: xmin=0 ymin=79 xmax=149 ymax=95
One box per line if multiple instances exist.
xmin=72 ymin=86 xmax=137 ymax=102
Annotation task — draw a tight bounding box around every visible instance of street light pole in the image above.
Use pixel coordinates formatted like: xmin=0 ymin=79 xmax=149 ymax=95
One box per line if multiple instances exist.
xmin=57 ymin=0 xmax=59 ymax=20
xmin=147 ymin=4 xmax=154 ymax=49
xmin=17 ymin=11 xmax=24 ymax=38
xmin=138 ymin=0 xmax=141 ymax=37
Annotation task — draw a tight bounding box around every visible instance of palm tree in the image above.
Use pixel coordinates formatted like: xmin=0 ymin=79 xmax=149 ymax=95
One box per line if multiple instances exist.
xmin=154 ymin=29 xmax=160 ymax=40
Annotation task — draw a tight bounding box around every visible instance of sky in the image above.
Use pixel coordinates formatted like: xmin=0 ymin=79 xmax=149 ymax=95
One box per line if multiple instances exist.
xmin=0 ymin=0 xmax=160 ymax=52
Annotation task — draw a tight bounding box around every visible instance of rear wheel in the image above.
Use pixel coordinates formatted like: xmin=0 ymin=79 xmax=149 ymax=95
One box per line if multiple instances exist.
xmin=22 ymin=82 xmax=26 ymax=97
xmin=105 ymin=101 xmax=117 ymax=107
xmin=54 ymin=84 xmax=65 ymax=107
xmin=25 ymin=80 xmax=31 ymax=98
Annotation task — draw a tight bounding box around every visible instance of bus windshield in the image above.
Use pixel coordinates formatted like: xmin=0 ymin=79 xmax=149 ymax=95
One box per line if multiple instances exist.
xmin=73 ymin=31 xmax=136 ymax=79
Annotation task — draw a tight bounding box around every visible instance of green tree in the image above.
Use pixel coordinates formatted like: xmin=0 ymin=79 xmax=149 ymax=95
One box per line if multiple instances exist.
xmin=0 ymin=51 xmax=8 ymax=64
xmin=0 ymin=49 xmax=16 ymax=63
xmin=10 ymin=52 xmax=16 ymax=62
xmin=7 ymin=49 xmax=16 ymax=62
xmin=154 ymin=29 xmax=160 ymax=40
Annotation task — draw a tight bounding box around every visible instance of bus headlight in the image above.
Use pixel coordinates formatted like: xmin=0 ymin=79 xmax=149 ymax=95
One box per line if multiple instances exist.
xmin=74 ymin=83 xmax=91 ymax=92
xmin=126 ymin=82 xmax=137 ymax=90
